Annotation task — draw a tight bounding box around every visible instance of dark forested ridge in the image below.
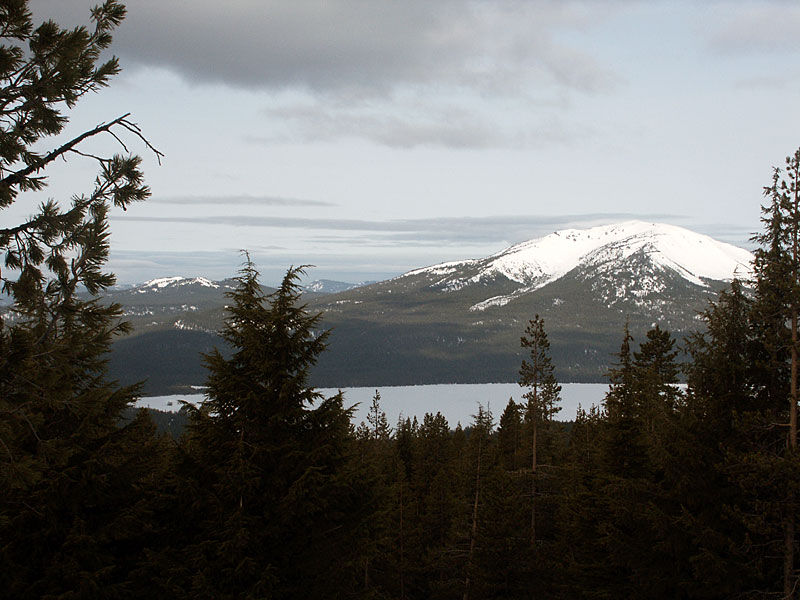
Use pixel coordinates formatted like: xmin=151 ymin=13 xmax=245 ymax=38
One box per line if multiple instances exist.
xmin=4 ymin=1 xmax=800 ymax=598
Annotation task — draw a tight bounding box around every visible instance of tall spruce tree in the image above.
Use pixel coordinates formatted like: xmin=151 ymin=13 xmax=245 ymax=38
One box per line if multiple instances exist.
xmin=178 ymin=261 xmax=369 ymax=599
xmin=519 ymin=315 xmax=561 ymax=551
xmin=0 ymin=2 xmax=165 ymax=597
xmin=556 ymin=404 xmax=605 ymax=598
xmin=747 ymin=148 xmax=800 ymax=597
xmin=462 ymin=404 xmax=493 ymax=600
xmin=632 ymin=324 xmax=680 ymax=440
xmin=497 ymin=398 xmax=522 ymax=471
xmin=594 ymin=326 xmax=652 ymax=598
xmin=678 ymin=280 xmax=760 ymax=596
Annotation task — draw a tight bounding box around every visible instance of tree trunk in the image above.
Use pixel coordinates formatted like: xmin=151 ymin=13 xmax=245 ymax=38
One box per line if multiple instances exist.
xmin=789 ymin=311 xmax=797 ymax=599
xmin=787 ymin=177 xmax=799 ymax=599
xmin=531 ymin=418 xmax=537 ymax=549
xmin=463 ymin=435 xmax=482 ymax=600
xmin=400 ymin=484 xmax=406 ymax=600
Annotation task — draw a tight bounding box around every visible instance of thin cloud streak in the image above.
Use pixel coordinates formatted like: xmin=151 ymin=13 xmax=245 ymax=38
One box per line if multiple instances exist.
xmin=252 ymin=102 xmax=587 ymax=149
xmin=108 ymin=248 xmax=424 ymax=285
xmin=115 ymin=212 xmax=682 ymax=233
xmin=114 ymin=212 xmax=728 ymax=249
xmin=149 ymin=194 xmax=336 ymax=208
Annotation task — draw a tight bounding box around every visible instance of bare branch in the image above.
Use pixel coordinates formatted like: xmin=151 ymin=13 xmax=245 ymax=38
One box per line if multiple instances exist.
xmin=0 ymin=113 xmax=130 ymax=190
xmin=106 ymin=128 xmax=129 ymax=153
xmin=67 ymin=148 xmax=110 ymax=163
xmin=120 ymin=118 xmax=163 ymax=165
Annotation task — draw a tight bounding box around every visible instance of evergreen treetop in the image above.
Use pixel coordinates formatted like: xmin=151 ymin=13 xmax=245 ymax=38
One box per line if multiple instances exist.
xmin=519 ymin=314 xmax=561 ymax=423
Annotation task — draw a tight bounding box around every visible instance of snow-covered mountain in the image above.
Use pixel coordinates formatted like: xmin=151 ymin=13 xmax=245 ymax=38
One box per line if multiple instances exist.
xmin=405 ymin=221 xmax=752 ymax=303
xmin=308 ymin=221 xmax=755 ymax=387
xmin=135 ymin=276 xmax=226 ymax=293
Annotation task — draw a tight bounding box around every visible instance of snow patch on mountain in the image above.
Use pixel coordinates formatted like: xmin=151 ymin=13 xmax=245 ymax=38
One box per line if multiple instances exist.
xmin=404 ymin=261 xmax=473 ymax=280
xmin=470 ymin=285 xmax=538 ymax=312
xmin=141 ymin=276 xmax=184 ymax=289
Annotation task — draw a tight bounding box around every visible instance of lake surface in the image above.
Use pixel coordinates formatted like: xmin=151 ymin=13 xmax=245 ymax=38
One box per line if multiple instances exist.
xmin=135 ymin=382 xmax=609 ymax=427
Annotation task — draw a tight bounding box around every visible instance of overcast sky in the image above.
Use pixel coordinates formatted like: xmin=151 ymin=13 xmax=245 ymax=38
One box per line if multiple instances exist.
xmin=19 ymin=0 xmax=800 ymax=284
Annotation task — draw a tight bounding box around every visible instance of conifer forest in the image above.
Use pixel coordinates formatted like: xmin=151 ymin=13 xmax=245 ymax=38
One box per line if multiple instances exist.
xmin=5 ymin=2 xmax=800 ymax=598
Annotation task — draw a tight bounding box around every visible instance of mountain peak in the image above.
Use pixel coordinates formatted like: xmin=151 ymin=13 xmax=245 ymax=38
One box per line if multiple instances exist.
xmin=139 ymin=276 xmax=220 ymax=292
xmin=409 ymin=221 xmax=753 ymax=294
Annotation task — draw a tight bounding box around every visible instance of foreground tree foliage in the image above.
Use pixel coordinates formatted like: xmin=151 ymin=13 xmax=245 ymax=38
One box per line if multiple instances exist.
xmin=170 ymin=262 xmax=372 ymax=598
xmin=0 ymin=2 xmax=165 ymax=598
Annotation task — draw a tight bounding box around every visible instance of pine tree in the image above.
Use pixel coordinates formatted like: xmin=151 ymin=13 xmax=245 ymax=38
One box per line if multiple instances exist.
xmin=178 ymin=261 xmax=370 ymax=598
xmin=497 ymin=397 xmax=522 ymax=471
xmin=519 ymin=314 xmax=561 ymax=550
xmin=0 ymin=2 xmax=165 ymax=596
xmin=750 ymin=149 xmax=800 ymax=597
xmin=673 ymin=280 xmax=761 ymax=596
xmin=462 ymin=404 xmax=493 ymax=600
xmin=353 ymin=389 xmax=394 ymax=597
xmin=593 ymin=326 xmax=652 ymax=598
xmin=632 ymin=324 xmax=680 ymax=441
xmin=603 ymin=320 xmax=638 ymax=437
xmin=367 ymin=389 xmax=392 ymax=441
xmin=556 ymin=404 xmax=606 ymax=598
xmin=411 ymin=411 xmax=461 ymax=598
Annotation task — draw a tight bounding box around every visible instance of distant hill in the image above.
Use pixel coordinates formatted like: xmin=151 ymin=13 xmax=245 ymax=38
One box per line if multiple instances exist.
xmin=102 ymin=222 xmax=753 ymax=394
xmin=303 ymin=279 xmax=375 ymax=294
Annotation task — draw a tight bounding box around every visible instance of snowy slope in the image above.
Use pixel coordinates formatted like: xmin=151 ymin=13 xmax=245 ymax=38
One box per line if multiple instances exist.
xmin=407 ymin=221 xmax=753 ymax=293
xmin=303 ymin=279 xmax=374 ymax=294
xmin=136 ymin=276 xmax=221 ymax=293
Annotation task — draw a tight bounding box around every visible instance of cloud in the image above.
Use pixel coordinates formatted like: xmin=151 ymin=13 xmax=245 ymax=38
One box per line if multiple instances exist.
xmin=252 ymin=100 xmax=587 ymax=149
xmin=692 ymin=222 xmax=758 ymax=250
xmin=107 ymin=249 xmax=244 ymax=283
xmin=32 ymin=1 xmax=617 ymax=96
xmin=150 ymin=194 xmax=336 ymax=208
xmin=107 ymin=248 xmax=410 ymax=285
xmin=710 ymin=4 xmax=800 ymax=54
xmin=254 ymin=104 xmax=505 ymax=149
xmin=732 ymin=75 xmax=795 ymax=90
xmin=31 ymin=1 xmax=618 ymax=149
xmin=115 ymin=212 xmax=691 ymax=246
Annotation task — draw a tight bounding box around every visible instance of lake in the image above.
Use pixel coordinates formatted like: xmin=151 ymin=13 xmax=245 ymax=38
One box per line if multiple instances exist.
xmin=134 ymin=382 xmax=609 ymax=427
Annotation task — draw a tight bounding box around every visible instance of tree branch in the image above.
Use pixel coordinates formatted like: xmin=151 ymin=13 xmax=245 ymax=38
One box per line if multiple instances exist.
xmin=0 ymin=113 xmax=130 ymax=189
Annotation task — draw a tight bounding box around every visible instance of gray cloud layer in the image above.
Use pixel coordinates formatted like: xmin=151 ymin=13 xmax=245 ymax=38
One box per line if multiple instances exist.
xmin=111 ymin=1 xmax=615 ymax=95
xmin=32 ymin=1 xmax=618 ymax=105
xmin=33 ymin=1 xmax=619 ymax=149
xmin=33 ymin=1 xmax=799 ymax=151
xmin=116 ymin=212 xmax=707 ymax=246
